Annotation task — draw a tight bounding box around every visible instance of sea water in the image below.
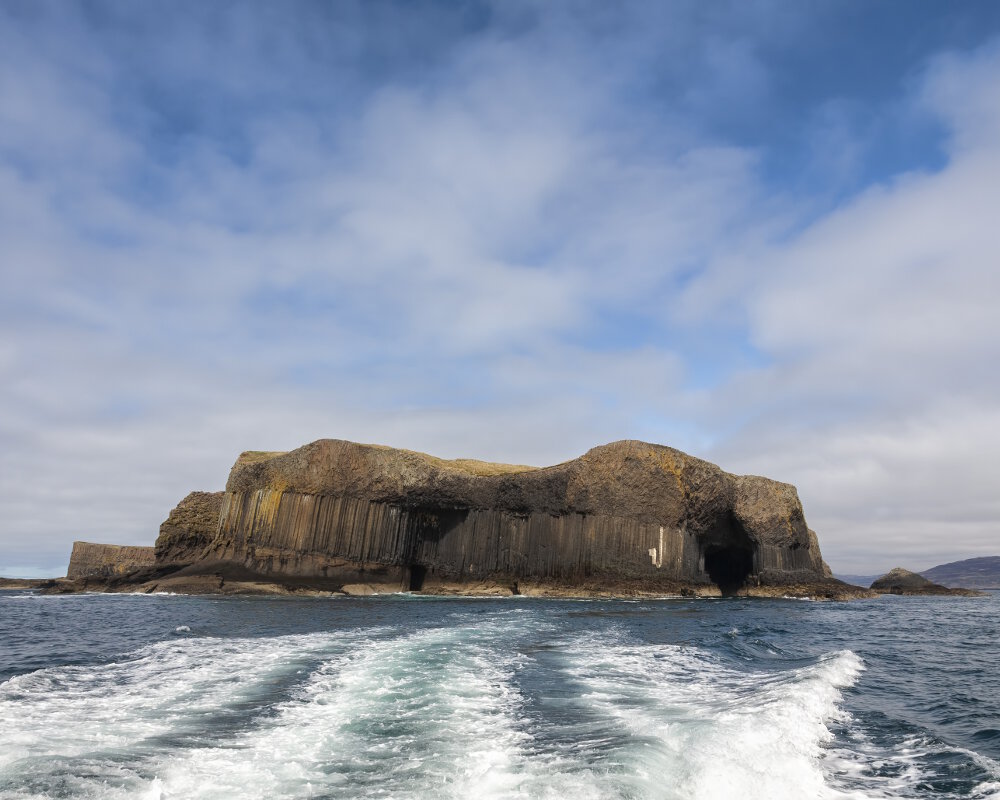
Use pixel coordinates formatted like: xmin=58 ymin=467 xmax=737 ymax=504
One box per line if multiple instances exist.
xmin=0 ymin=591 xmax=997 ymax=799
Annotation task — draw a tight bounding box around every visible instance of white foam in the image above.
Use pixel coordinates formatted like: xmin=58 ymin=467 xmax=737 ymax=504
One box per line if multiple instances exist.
xmin=132 ymin=631 xmax=492 ymax=799
xmin=142 ymin=624 xmax=530 ymax=799
xmin=142 ymin=777 xmax=164 ymax=800
xmin=974 ymin=781 xmax=1000 ymax=800
xmin=0 ymin=630 xmax=377 ymax=780
xmin=1 ymin=616 xmax=993 ymax=800
xmin=141 ymin=617 xmax=632 ymax=800
xmin=559 ymin=632 xmax=869 ymax=800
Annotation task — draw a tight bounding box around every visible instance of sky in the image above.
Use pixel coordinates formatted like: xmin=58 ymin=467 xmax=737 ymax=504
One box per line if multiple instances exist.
xmin=2 ymin=0 xmax=1000 ymax=577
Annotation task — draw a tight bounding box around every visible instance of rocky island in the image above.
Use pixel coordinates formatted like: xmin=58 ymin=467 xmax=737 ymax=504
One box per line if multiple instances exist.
xmin=870 ymin=567 xmax=985 ymax=597
xmin=48 ymin=438 xmax=870 ymax=599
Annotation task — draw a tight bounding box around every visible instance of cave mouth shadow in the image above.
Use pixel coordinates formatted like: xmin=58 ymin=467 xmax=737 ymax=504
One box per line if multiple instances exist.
xmin=410 ymin=507 xmax=470 ymax=544
xmin=703 ymin=543 xmax=754 ymax=596
xmin=408 ymin=564 xmax=427 ymax=592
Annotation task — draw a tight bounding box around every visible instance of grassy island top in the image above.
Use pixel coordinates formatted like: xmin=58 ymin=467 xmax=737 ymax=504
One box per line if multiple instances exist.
xmin=237 ymin=444 xmax=539 ymax=478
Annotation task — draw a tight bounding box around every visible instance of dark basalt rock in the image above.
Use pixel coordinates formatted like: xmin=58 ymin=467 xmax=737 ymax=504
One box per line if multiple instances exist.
xmin=0 ymin=577 xmax=56 ymax=589
xmin=55 ymin=439 xmax=869 ymax=599
xmin=154 ymin=491 xmax=225 ymax=566
xmin=66 ymin=542 xmax=155 ymax=581
xmin=870 ymin=567 xmax=985 ymax=596
xmin=194 ymin=438 xmax=855 ymax=598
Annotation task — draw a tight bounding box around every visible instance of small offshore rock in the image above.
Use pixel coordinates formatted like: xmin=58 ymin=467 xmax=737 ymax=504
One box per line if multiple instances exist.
xmin=871 ymin=567 xmax=985 ymax=596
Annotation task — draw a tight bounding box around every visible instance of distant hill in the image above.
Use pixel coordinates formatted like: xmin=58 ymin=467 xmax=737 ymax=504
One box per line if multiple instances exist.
xmin=920 ymin=556 xmax=1000 ymax=589
xmin=836 ymin=556 xmax=1000 ymax=590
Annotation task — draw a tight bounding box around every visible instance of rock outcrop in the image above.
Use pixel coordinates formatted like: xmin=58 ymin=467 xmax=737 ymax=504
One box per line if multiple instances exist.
xmin=154 ymin=491 xmax=224 ymax=566
xmin=870 ymin=567 xmax=985 ymax=597
xmin=0 ymin=578 xmax=54 ymax=589
xmin=175 ymin=438 xmax=853 ymax=597
xmin=66 ymin=541 xmax=155 ymax=581
xmin=55 ymin=439 xmax=869 ymax=598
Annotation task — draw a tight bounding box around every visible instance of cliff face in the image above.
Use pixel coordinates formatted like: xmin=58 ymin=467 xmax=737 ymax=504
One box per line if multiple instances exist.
xmin=66 ymin=542 xmax=155 ymax=581
xmin=201 ymin=439 xmax=835 ymax=596
xmin=154 ymin=491 xmax=224 ymax=565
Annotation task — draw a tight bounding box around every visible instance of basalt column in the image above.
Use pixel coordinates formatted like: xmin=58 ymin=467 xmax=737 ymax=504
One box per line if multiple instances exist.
xmin=194 ymin=438 xmax=835 ymax=595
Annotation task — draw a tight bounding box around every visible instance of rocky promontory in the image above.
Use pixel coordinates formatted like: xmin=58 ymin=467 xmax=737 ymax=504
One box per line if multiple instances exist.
xmin=0 ymin=578 xmax=54 ymax=589
xmin=27 ymin=541 xmax=160 ymax=593
xmin=870 ymin=567 xmax=985 ymax=597
xmin=65 ymin=438 xmax=868 ymax=599
xmin=66 ymin=541 xmax=155 ymax=581
xmin=154 ymin=491 xmax=225 ymax=566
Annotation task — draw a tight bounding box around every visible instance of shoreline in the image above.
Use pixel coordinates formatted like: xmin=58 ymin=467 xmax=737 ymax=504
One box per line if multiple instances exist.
xmin=17 ymin=572 xmax=876 ymax=601
xmin=0 ymin=578 xmax=57 ymax=590
xmin=12 ymin=574 xmax=993 ymax=601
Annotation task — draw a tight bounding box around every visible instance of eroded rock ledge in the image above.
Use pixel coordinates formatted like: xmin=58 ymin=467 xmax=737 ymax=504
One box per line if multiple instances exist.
xmin=60 ymin=438 xmax=869 ymax=599
xmin=66 ymin=541 xmax=155 ymax=581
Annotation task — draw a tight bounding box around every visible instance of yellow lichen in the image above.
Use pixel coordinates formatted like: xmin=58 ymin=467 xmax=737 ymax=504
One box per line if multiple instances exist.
xmin=238 ymin=450 xmax=287 ymax=465
xmin=648 ymin=450 xmax=686 ymax=496
xmin=362 ymin=442 xmax=538 ymax=477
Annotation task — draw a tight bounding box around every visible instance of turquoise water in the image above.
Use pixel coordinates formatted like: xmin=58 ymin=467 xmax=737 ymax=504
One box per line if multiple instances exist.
xmin=1 ymin=591 xmax=998 ymax=799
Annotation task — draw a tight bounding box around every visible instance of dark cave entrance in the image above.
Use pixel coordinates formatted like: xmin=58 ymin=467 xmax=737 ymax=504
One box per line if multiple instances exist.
xmin=704 ymin=545 xmax=754 ymax=595
xmin=701 ymin=515 xmax=757 ymax=595
xmin=404 ymin=507 xmax=468 ymax=593
xmin=408 ymin=564 xmax=427 ymax=592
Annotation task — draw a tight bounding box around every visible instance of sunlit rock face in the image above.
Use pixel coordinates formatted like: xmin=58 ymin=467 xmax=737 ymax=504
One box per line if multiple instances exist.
xmin=194 ymin=438 xmax=837 ymax=596
xmin=154 ymin=491 xmax=224 ymax=567
xmin=66 ymin=542 xmax=155 ymax=581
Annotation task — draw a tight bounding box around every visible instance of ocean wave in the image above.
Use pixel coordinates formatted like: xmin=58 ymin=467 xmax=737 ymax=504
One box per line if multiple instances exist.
xmin=555 ymin=631 xmax=865 ymax=800
xmin=146 ymin=624 xmax=537 ymax=799
xmin=1 ymin=601 xmax=997 ymax=800
xmin=0 ymin=630 xmax=380 ymax=774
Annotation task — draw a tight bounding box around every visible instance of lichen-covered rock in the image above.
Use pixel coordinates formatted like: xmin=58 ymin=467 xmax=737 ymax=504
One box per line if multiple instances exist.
xmin=66 ymin=542 xmax=155 ymax=581
xmin=203 ymin=438 xmax=848 ymax=597
xmin=154 ymin=491 xmax=224 ymax=566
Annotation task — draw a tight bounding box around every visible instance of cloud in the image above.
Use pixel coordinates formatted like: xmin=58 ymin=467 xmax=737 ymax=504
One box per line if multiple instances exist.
xmin=683 ymin=41 xmax=1000 ymax=572
xmin=1 ymin=2 xmax=999 ymax=576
